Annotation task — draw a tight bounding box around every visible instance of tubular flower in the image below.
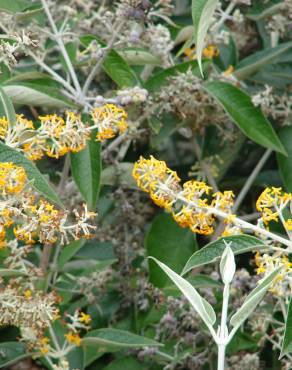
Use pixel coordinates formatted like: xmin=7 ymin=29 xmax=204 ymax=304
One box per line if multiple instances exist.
xmin=0 ymin=104 xmax=128 ymax=160
xmin=91 ymin=104 xmax=128 ymax=142
xmin=256 ymin=187 xmax=292 ymax=226
xmin=255 ymin=252 xmax=292 ymax=297
xmin=132 ymin=156 xmax=181 ymax=210
xmin=133 ymin=156 xmax=236 ymax=235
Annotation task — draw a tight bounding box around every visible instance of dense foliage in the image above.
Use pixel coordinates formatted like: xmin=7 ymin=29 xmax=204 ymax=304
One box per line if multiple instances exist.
xmin=0 ymin=0 xmax=292 ymax=369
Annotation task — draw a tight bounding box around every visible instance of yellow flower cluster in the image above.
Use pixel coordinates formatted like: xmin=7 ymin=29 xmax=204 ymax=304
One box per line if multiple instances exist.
xmin=64 ymin=310 xmax=91 ymax=347
xmin=132 ymin=156 xmax=235 ymax=235
xmin=0 ymin=161 xmax=96 ymax=246
xmin=256 ymin=187 xmax=292 ymax=226
xmin=255 ymin=252 xmax=292 ymax=297
xmin=184 ymin=44 xmax=219 ymax=60
xmin=0 ymin=104 xmax=128 ymax=160
xmin=92 ymin=104 xmax=128 ymax=141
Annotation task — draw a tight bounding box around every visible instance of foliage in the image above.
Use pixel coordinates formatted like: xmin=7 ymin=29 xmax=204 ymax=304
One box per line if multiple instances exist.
xmin=0 ymin=0 xmax=292 ymax=369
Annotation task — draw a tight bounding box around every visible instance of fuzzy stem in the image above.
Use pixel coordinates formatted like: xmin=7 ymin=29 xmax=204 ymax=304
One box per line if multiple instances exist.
xmin=233 ymin=149 xmax=272 ymax=213
xmin=82 ymin=19 xmax=126 ymax=95
xmin=40 ymin=243 xmax=53 ymax=273
xmin=40 ymin=0 xmax=82 ymax=96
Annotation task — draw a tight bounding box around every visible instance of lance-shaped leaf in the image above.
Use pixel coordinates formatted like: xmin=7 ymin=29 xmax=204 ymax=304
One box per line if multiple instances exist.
xmin=281 ymin=296 xmax=292 ymax=358
xmin=0 ymin=86 xmax=16 ymax=125
xmin=192 ymin=0 xmax=219 ymax=76
xmin=0 ymin=142 xmax=62 ymax=206
xmin=150 ymin=257 xmax=216 ymax=329
xmin=204 ymin=81 xmax=287 ymax=155
xmin=182 ymin=235 xmax=267 ymax=275
xmin=229 ymin=267 xmax=281 ymax=338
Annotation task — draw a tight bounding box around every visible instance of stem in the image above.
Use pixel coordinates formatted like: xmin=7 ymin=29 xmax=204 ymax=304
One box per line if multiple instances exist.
xmin=193 ymin=137 xmax=219 ymax=192
xmin=40 ymin=243 xmax=53 ymax=273
xmin=82 ymin=19 xmax=126 ymax=95
xmin=40 ymin=0 xmax=82 ymax=96
xmin=58 ymin=155 xmax=71 ymax=195
xmin=233 ymin=149 xmax=272 ymax=213
xmin=217 ymin=345 xmax=226 ymax=370
xmin=29 ymin=52 xmax=77 ymax=96
xmin=217 ymin=283 xmax=230 ymax=370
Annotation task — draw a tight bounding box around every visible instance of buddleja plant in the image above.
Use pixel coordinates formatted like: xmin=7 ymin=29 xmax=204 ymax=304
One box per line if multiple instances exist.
xmin=1 ymin=0 xmax=292 ymax=369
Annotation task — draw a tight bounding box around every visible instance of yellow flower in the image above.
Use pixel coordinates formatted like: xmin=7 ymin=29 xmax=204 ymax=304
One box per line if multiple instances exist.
xmin=223 ymin=65 xmax=234 ymax=76
xmin=79 ymin=312 xmax=91 ymax=324
xmin=0 ymin=162 xmax=27 ymax=195
xmin=24 ymin=289 xmax=32 ymax=299
xmin=91 ymin=104 xmax=128 ymax=142
xmin=284 ymin=219 xmax=292 ymax=231
xmin=65 ymin=332 xmax=81 ymax=346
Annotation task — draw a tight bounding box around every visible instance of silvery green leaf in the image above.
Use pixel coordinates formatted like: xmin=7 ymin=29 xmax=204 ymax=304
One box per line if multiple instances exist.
xmin=150 ymin=257 xmax=216 ymax=328
xmin=220 ymin=242 xmax=236 ymax=285
xmin=229 ymin=267 xmax=281 ymax=337
xmin=192 ymin=0 xmax=219 ymax=76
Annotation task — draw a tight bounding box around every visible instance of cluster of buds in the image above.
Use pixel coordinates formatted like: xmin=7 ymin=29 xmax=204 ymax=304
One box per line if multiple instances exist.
xmin=132 ymin=156 xmax=236 ymax=235
xmin=0 ymin=161 xmax=96 ymax=246
xmin=0 ymin=104 xmax=128 ymax=160
xmin=255 ymin=252 xmax=292 ymax=298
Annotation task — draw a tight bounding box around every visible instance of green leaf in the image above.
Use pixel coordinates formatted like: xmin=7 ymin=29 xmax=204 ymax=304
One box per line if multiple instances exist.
xmin=0 ymin=269 xmax=28 ymax=277
xmin=3 ymin=84 xmax=74 ymax=108
xmin=67 ymin=346 xmax=85 ymax=370
xmin=277 ymin=127 xmax=292 ymax=192
xmin=144 ymin=60 xmax=209 ymax=92
xmin=103 ymin=49 xmax=141 ymax=88
xmin=0 ymin=142 xmax=62 ymax=206
xmin=103 ymin=357 xmax=147 ymax=370
xmin=82 ymin=328 xmax=162 ymax=348
xmin=182 ymin=235 xmax=267 ymax=275
xmin=0 ymin=87 xmax=16 ymax=125
xmin=150 ymin=257 xmax=216 ymax=328
xmin=234 ymin=42 xmax=292 ymax=80
xmin=71 ymin=137 xmax=101 ymax=209
xmin=146 ymin=213 xmax=197 ymax=287
xmin=119 ymin=49 xmax=161 ymax=66
xmin=230 ymin=268 xmax=281 ymax=334
xmin=101 ymin=162 xmax=137 ymax=189
xmin=80 ymin=35 xmax=140 ymax=88
xmin=0 ymin=0 xmax=30 ymax=13
xmin=204 ymin=81 xmax=287 ymax=155
xmin=57 ymin=239 xmax=86 ymax=269
xmin=192 ymin=0 xmax=219 ymax=75
xmin=281 ymin=296 xmax=292 ymax=358
xmin=0 ymin=342 xmax=30 ymax=367
xmin=83 ymin=329 xmax=161 ymax=367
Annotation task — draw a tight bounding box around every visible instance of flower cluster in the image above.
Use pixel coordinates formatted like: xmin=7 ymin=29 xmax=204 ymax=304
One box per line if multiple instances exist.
xmin=132 ymin=156 xmax=235 ymax=235
xmin=0 ymin=104 xmax=128 ymax=160
xmin=0 ymin=287 xmax=58 ymax=344
xmin=255 ymin=252 xmax=292 ymax=297
xmin=256 ymin=187 xmax=292 ymax=227
xmin=0 ymin=161 xmax=96 ymax=246
xmin=64 ymin=310 xmax=91 ymax=347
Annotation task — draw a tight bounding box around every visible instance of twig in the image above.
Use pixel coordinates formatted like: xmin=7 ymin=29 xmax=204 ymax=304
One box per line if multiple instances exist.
xmin=40 ymin=243 xmax=53 ymax=273
xmin=40 ymin=0 xmax=82 ymax=97
xmin=82 ymin=19 xmax=126 ymax=95
xmin=233 ymin=149 xmax=272 ymax=213
xmin=193 ymin=137 xmax=219 ymax=192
